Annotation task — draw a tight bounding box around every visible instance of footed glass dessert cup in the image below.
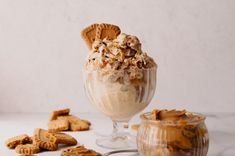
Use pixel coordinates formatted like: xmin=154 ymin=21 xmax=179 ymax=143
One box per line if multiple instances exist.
xmin=84 ymin=67 xmax=157 ymax=149
xmin=137 ymin=112 xmax=209 ymax=156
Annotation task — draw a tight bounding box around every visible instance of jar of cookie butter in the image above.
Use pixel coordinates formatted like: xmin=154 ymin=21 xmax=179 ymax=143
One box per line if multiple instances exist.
xmin=137 ymin=109 xmax=209 ymax=156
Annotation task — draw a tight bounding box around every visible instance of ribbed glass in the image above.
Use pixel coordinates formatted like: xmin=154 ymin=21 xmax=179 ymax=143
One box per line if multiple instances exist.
xmin=84 ymin=68 xmax=157 ymax=149
xmin=137 ymin=112 xmax=209 ymax=156
xmin=84 ymin=68 xmax=157 ymax=122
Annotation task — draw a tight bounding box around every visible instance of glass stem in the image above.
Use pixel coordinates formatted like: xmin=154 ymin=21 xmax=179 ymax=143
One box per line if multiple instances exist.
xmin=112 ymin=121 xmax=129 ymax=140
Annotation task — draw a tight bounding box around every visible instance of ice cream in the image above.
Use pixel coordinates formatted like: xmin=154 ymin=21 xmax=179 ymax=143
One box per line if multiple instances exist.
xmin=83 ymin=24 xmax=157 ymax=122
xmin=85 ymin=33 xmax=156 ymax=83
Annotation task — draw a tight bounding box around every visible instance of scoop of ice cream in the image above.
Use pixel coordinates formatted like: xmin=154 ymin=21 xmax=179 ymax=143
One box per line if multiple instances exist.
xmin=85 ymin=33 xmax=157 ymax=83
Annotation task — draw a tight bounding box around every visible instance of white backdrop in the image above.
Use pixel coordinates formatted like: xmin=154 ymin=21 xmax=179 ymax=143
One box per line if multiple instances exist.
xmin=0 ymin=0 xmax=234 ymax=113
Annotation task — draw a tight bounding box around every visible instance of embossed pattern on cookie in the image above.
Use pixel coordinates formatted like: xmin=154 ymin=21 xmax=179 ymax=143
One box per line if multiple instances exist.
xmin=15 ymin=144 xmax=40 ymax=155
xmin=34 ymin=128 xmax=58 ymax=151
xmin=5 ymin=134 xmax=31 ymax=149
xmin=81 ymin=23 xmax=99 ymax=49
xmin=95 ymin=23 xmax=121 ymax=40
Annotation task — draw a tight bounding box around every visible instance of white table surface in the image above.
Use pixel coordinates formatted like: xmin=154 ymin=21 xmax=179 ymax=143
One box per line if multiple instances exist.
xmin=1 ymin=112 xmax=235 ymax=156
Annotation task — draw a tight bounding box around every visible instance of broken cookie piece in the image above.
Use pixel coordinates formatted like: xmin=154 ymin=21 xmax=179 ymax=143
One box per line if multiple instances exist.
xmin=5 ymin=134 xmax=32 ymax=149
xmin=50 ymin=108 xmax=70 ymax=121
xmin=48 ymin=119 xmax=69 ymax=132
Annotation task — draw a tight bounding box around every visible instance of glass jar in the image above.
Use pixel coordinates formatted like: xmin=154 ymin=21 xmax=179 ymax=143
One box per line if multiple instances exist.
xmin=137 ymin=112 xmax=209 ymax=156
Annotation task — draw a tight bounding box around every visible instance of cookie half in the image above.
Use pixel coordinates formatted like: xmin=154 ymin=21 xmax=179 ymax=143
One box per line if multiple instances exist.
xmin=81 ymin=23 xmax=99 ymax=49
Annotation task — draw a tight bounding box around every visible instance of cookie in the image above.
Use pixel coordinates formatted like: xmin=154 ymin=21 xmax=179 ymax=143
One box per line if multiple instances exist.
xmin=61 ymin=145 xmax=102 ymax=156
xmin=131 ymin=124 xmax=140 ymax=131
xmin=81 ymin=23 xmax=99 ymax=49
xmin=15 ymin=144 xmax=40 ymax=155
xmin=70 ymin=120 xmax=90 ymax=131
xmin=28 ymin=136 xmax=34 ymax=144
xmin=95 ymin=23 xmax=121 ymax=40
xmin=5 ymin=134 xmax=32 ymax=149
xmin=34 ymin=128 xmax=58 ymax=151
xmin=82 ymin=119 xmax=91 ymax=126
xmin=52 ymin=132 xmax=77 ymax=145
xmin=50 ymin=108 xmax=70 ymax=121
xmin=58 ymin=115 xmax=90 ymax=131
xmin=48 ymin=119 xmax=69 ymax=132
xmin=57 ymin=115 xmax=79 ymax=123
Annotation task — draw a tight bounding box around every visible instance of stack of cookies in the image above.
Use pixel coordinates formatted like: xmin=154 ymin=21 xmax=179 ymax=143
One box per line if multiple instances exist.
xmin=5 ymin=108 xmax=94 ymax=155
xmin=48 ymin=108 xmax=91 ymax=132
xmin=5 ymin=128 xmax=77 ymax=155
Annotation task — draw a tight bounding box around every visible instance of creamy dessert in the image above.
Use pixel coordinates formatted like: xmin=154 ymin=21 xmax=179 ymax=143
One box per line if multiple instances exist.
xmin=137 ymin=109 xmax=209 ymax=156
xmin=82 ymin=24 xmax=157 ymax=122
xmin=85 ymin=33 xmax=156 ymax=81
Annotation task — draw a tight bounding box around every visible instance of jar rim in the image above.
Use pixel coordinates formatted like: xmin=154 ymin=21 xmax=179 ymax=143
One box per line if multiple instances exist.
xmin=140 ymin=111 xmax=206 ymax=126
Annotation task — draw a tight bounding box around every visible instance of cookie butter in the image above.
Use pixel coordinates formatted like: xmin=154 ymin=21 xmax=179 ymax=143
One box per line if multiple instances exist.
xmin=84 ymin=32 xmax=157 ymax=122
xmin=137 ymin=109 xmax=209 ymax=156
